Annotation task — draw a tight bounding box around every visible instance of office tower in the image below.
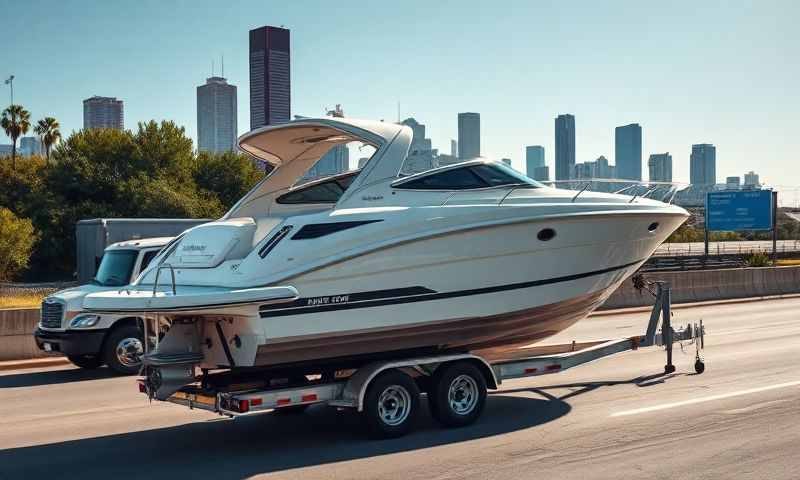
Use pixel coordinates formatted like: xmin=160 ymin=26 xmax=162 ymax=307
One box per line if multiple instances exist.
xmin=525 ymin=145 xmax=545 ymax=177
xmin=19 ymin=136 xmax=42 ymax=156
xmin=83 ymin=96 xmax=124 ymax=129
xmin=615 ymin=123 xmax=642 ymax=181
xmin=648 ymin=153 xmax=673 ymax=182
xmin=451 ymin=139 xmax=458 ymax=157
xmin=554 ymin=114 xmax=575 ymax=181
xmin=533 ymin=166 xmax=550 ymax=182
xmin=307 ymin=144 xmax=349 ymax=178
xmin=744 ymin=171 xmax=760 ymax=187
xmin=457 ymin=112 xmax=480 ymax=159
xmin=400 ymin=117 xmax=436 ymax=173
xmin=197 ymin=76 xmax=237 ymax=153
xmin=574 ymin=156 xmax=615 ymax=179
xmin=726 ymin=176 xmax=741 ymax=189
xmin=249 ymin=25 xmax=290 ymax=129
xmin=689 ymin=144 xmax=716 ymax=185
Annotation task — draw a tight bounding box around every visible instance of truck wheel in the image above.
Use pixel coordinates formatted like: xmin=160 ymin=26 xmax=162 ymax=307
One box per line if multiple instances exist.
xmin=429 ymin=361 xmax=487 ymax=428
xmin=67 ymin=355 xmax=103 ymax=369
xmin=363 ymin=369 xmax=420 ymax=439
xmin=103 ymin=325 xmax=144 ymax=375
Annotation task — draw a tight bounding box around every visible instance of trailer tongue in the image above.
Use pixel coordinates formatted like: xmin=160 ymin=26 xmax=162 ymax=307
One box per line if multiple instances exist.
xmin=137 ymin=281 xmax=705 ymax=439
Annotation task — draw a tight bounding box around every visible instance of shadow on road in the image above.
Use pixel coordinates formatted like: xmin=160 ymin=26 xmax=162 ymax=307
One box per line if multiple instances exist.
xmin=0 ymin=394 xmax=570 ymax=478
xmin=0 ymin=366 xmax=117 ymax=388
xmin=501 ymin=372 xmax=685 ymax=402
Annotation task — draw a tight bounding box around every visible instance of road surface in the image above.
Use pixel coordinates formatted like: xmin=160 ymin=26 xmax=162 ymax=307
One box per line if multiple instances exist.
xmin=655 ymin=239 xmax=800 ymax=256
xmin=1 ymin=297 xmax=799 ymax=479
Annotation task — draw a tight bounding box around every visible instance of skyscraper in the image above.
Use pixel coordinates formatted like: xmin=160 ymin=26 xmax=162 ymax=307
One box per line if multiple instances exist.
xmin=457 ymin=112 xmax=480 ymax=159
xmin=450 ymin=139 xmax=458 ymax=157
xmin=197 ymin=76 xmax=237 ymax=153
xmin=400 ymin=117 xmax=437 ymax=174
xmin=648 ymin=153 xmax=673 ymax=182
xmin=525 ymin=145 xmax=545 ymax=178
xmin=615 ymin=123 xmax=642 ymax=180
xmin=249 ymin=25 xmax=290 ymax=129
xmin=306 ymin=143 xmax=349 ymax=178
xmin=83 ymin=96 xmax=124 ymax=130
xmin=19 ymin=136 xmax=42 ymax=157
xmin=690 ymin=144 xmax=716 ymax=185
xmin=554 ymin=114 xmax=575 ymax=181
xmin=744 ymin=171 xmax=760 ymax=188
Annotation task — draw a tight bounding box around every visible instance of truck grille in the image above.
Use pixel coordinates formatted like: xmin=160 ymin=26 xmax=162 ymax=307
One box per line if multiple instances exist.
xmin=40 ymin=301 xmax=64 ymax=329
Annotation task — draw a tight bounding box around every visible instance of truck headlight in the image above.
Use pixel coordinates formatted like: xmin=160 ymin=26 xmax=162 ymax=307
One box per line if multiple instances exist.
xmin=69 ymin=314 xmax=101 ymax=328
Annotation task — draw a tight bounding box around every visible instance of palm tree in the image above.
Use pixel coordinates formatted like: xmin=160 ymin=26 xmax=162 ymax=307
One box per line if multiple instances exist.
xmin=0 ymin=105 xmax=31 ymax=169
xmin=33 ymin=116 xmax=61 ymax=163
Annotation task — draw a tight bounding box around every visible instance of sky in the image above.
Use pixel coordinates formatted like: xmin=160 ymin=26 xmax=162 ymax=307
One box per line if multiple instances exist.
xmin=2 ymin=0 xmax=799 ymax=200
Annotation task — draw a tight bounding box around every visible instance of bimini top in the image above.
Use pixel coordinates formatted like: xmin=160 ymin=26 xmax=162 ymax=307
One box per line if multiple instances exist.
xmin=237 ymin=117 xmax=403 ymax=168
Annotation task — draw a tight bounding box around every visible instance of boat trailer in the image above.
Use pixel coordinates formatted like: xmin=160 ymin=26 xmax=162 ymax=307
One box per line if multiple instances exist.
xmin=138 ymin=280 xmax=705 ymax=438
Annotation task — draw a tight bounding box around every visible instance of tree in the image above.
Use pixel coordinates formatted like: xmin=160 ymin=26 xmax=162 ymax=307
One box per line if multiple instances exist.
xmin=0 ymin=105 xmax=31 ymax=169
xmin=33 ymin=116 xmax=61 ymax=162
xmin=0 ymin=208 xmax=37 ymax=281
xmin=194 ymin=150 xmax=264 ymax=209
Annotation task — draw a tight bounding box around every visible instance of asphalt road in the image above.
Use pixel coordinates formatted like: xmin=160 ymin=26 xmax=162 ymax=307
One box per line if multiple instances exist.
xmin=655 ymin=239 xmax=800 ymax=256
xmin=2 ymin=297 xmax=799 ymax=479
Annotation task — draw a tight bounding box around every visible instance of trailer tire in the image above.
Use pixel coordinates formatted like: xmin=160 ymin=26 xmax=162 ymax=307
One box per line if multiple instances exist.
xmin=67 ymin=355 xmax=103 ymax=369
xmin=363 ymin=369 xmax=420 ymax=439
xmin=430 ymin=361 xmax=487 ymax=428
xmin=103 ymin=325 xmax=144 ymax=375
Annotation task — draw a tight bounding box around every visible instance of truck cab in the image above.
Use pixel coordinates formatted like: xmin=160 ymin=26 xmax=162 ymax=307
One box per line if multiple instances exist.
xmin=34 ymin=237 xmax=171 ymax=374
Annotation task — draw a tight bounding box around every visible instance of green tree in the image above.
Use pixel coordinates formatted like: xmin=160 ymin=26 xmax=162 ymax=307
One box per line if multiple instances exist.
xmin=33 ymin=116 xmax=61 ymax=162
xmin=194 ymin=150 xmax=264 ymax=209
xmin=0 ymin=208 xmax=37 ymax=281
xmin=1 ymin=104 xmax=31 ymax=169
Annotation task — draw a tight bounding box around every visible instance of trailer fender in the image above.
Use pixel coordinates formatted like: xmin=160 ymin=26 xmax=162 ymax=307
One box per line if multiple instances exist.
xmin=334 ymin=354 xmax=498 ymax=412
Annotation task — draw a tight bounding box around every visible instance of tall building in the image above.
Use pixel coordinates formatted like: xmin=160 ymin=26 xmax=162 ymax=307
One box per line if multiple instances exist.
xmin=307 ymin=144 xmax=349 ymax=179
xmin=19 ymin=136 xmax=42 ymax=156
xmin=457 ymin=112 xmax=480 ymax=159
xmin=615 ymin=123 xmax=642 ymax=180
xmin=249 ymin=25 xmax=290 ymax=129
xmin=450 ymin=139 xmax=458 ymax=157
xmin=554 ymin=114 xmax=575 ymax=181
xmin=744 ymin=171 xmax=760 ymax=188
xmin=197 ymin=76 xmax=237 ymax=153
xmin=83 ymin=96 xmax=124 ymax=130
xmin=525 ymin=146 xmax=545 ymax=178
xmin=690 ymin=143 xmax=716 ymax=185
xmin=726 ymin=176 xmax=741 ymax=189
xmin=533 ymin=166 xmax=550 ymax=182
xmin=400 ymin=118 xmax=437 ymax=173
xmin=574 ymin=156 xmax=615 ymax=179
xmin=648 ymin=152 xmax=673 ymax=182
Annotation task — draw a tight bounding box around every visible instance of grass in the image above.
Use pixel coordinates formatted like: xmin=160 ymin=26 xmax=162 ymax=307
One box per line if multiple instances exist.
xmin=0 ymin=292 xmax=49 ymax=309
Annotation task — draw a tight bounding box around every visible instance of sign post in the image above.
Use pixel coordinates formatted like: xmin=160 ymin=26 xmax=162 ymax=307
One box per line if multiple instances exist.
xmin=772 ymin=191 xmax=778 ymax=261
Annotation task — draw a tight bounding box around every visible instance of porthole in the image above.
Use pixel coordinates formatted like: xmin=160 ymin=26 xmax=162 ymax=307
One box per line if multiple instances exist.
xmin=537 ymin=228 xmax=556 ymax=241
xmin=648 ymin=222 xmax=660 ymax=232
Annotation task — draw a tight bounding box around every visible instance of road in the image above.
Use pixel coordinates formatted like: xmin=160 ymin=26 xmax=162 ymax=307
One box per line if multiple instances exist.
xmin=655 ymin=239 xmax=800 ymax=256
xmin=2 ymin=297 xmax=799 ymax=479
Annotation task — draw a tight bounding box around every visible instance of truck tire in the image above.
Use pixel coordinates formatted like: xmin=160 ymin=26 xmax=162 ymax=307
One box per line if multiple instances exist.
xmin=429 ymin=361 xmax=487 ymax=428
xmin=363 ymin=369 xmax=420 ymax=439
xmin=67 ymin=355 xmax=103 ymax=369
xmin=103 ymin=324 xmax=144 ymax=375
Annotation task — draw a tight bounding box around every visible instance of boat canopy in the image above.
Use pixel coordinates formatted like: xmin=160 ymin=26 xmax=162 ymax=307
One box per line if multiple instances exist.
xmin=227 ymin=118 xmax=412 ymax=219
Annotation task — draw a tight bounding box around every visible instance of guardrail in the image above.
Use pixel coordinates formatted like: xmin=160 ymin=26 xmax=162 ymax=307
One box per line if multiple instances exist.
xmin=655 ymin=240 xmax=800 ymax=257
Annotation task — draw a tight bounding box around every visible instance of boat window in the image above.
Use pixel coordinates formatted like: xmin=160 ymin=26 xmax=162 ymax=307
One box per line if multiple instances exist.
xmin=277 ymin=181 xmax=344 ymax=204
xmin=470 ymin=164 xmax=538 ymax=187
xmin=139 ymin=250 xmax=160 ymax=271
xmin=394 ymin=167 xmax=488 ymax=190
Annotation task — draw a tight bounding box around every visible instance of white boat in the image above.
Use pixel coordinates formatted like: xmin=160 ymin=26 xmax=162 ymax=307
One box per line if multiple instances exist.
xmin=84 ymin=117 xmax=688 ymax=398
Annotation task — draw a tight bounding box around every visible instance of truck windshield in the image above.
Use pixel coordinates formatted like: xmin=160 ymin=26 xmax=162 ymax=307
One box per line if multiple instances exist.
xmin=94 ymin=250 xmax=138 ymax=287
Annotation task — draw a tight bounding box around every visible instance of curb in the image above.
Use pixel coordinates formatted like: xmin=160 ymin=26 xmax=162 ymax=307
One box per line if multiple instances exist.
xmin=0 ymin=356 xmax=72 ymax=372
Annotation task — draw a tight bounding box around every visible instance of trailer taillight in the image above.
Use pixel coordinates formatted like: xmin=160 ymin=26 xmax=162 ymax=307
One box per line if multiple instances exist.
xmin=277 ymin=398 xmax=291 ymax=406
xmin=137 ymin=380 xmax=146 ymax=393
xmin=301 ymin=394 xmax=318 ymax=402
xmin=250 ymin=398 xmax=263 ymax=407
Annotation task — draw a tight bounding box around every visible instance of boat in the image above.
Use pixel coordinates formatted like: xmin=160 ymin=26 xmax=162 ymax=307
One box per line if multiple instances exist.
xmin=83 ymin=117 xmax=689 ymax=399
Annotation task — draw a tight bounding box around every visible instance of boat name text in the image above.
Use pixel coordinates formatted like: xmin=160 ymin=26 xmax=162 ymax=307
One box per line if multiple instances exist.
xmin=306 ymin=295 xmax=350 ymax=306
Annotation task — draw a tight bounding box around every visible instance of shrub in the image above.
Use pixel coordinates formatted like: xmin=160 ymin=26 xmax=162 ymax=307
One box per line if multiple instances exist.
xmin=0 ymin=208 xmax=37 ymax=281
xmin=744 ymin=251 xmax=771 ymax=267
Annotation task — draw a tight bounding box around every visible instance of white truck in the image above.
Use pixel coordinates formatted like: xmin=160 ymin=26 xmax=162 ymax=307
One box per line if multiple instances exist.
xmin=34 ymin=237 xmax=171 ymax=374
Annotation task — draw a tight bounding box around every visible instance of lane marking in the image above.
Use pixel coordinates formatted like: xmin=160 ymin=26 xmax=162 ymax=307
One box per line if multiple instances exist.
xmin=611 ymin=380 xmax=800 ymax=417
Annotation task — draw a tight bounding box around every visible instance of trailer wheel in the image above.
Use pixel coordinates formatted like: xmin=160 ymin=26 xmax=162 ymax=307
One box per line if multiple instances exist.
xmin=363 ymin=369 xmax=420 ymax=439
xmin=430 ymin=361 xmax=487 ymax=428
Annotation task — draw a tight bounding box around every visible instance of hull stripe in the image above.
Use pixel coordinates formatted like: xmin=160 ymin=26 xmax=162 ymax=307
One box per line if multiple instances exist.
xmin=259 ymin=258 xmax=643 ymax=318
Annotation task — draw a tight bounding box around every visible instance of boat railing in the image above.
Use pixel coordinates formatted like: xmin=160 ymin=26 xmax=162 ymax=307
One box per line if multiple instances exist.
xmin=542 ymin=179 xmax=691 ymax=205
xmin=152 ymin=263 xmax=177 ymax=297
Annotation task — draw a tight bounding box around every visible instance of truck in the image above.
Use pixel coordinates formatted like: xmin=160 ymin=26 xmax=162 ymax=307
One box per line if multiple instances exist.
xmin=34 ymin=237 xmax=172 ymax=374
xmin=75 ymin=218 xmax=209 ymax=284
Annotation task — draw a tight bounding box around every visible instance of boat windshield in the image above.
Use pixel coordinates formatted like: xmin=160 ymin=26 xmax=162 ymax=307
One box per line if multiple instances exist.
xmin=93 ymin=250 xmax=138 ymax=287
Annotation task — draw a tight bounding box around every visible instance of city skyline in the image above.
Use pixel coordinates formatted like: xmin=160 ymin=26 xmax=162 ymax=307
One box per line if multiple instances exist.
xmin=2 ymin=1 xmax=797 ymax=189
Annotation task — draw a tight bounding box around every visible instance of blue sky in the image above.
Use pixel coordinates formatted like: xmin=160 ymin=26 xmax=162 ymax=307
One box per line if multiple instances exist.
xmin=3 ymin=1 xmax=798 ymax=196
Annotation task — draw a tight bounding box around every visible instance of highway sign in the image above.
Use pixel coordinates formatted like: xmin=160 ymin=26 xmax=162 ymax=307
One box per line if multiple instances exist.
xmin=706 ymin=190 xmax=773 ymax=231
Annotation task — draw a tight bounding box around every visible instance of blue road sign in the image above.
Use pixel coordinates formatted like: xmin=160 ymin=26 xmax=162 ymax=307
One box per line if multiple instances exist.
xmin=706 ymin=190 xmax=773 ymax=231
